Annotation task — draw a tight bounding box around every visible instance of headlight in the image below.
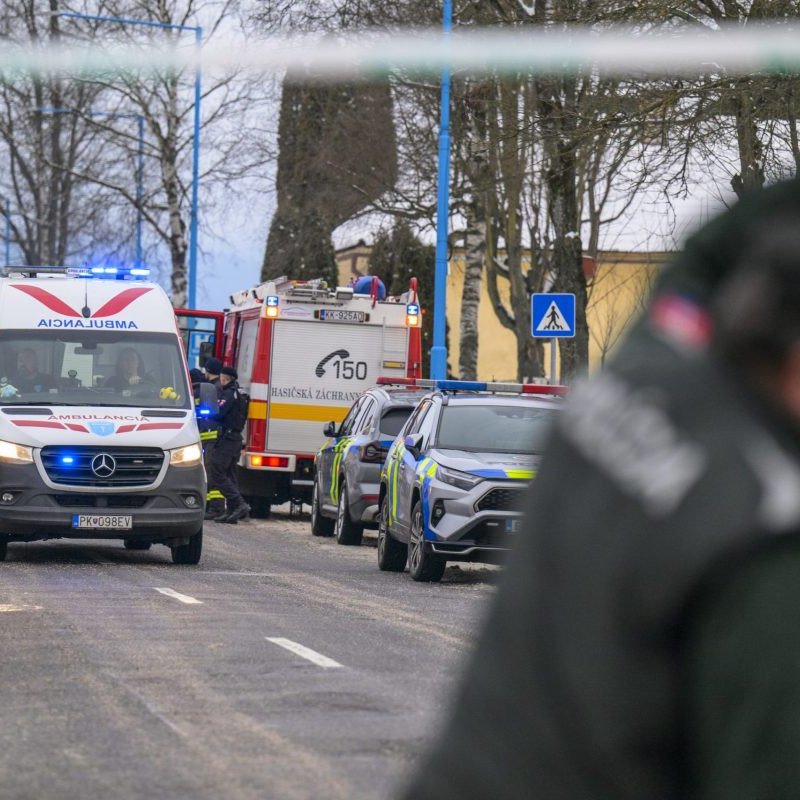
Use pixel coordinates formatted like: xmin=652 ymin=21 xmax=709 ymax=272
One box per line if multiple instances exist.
xmin=0 ymin=440 xmax=33 ymax=464
xmin=170 ymin=443 xmax=202 ymax=467
xmin=437 ymin=465 xmax=483 ymax=491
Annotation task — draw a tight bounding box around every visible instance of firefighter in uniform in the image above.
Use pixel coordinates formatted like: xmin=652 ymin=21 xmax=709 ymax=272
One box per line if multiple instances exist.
xmin=192 ymin=363 xmax=225 ymax=519
xmin=402 ymin=179 xmax=800 ymax=800
xmin=210 ymin=366 xmax=250 ymax=524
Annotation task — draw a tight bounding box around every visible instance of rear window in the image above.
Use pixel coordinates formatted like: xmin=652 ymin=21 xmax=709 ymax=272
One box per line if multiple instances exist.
xmin=436 ymin=403 xmax=556 ymax=454
xmin=379 ymin=406 xmax=415 ymax=437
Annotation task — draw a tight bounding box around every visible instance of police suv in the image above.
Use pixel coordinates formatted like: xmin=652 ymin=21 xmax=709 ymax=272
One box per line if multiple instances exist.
xmin=0 ymin=266 xmax=205 ymax=564
xmin=311 ymin=383 xmax=426 ymax=544
xmin=378 ymin=379 xmax=564 ymax=582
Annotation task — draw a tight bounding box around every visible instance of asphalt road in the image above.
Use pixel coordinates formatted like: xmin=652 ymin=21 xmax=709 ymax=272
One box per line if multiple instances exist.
xmin=0 ymin=509 xmax=500 ymax=800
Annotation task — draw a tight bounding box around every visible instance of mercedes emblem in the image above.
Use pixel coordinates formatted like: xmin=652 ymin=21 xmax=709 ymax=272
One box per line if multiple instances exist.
xmin=91 ymin=453 xmax=117 ymax=479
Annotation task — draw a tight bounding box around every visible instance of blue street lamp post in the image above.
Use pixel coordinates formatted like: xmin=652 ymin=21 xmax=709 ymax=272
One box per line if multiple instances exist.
xmin=59 ymin=12 xmax=202 ymax=308
xmin=430 ymin=0 xmax=453 ymax=380
xmin=36 ymin=107 xmax=145 ymax=268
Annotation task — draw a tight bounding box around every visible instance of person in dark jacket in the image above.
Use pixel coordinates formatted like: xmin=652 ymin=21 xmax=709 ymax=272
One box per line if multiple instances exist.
xmin=202 ymin=358 xmax=225 ymax=517
xmin=191 ymin=366 xmax=225 ymax=519
xmin=402 ymin=179 xmax=800 ymax=800
xmin=209 ymin=366 xmax=250 ymax=524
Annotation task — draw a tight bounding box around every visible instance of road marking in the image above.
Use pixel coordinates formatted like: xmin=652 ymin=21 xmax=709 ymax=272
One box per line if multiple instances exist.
xmin=266 ymin=637 xmax=343 ymax=669
xmin=0 ymin=603 xmax=42 ymax=613
xmin=154 ymin=587 xmax=203 ymax=605
xmin=103 ymin=671 xmax=187 ymax=738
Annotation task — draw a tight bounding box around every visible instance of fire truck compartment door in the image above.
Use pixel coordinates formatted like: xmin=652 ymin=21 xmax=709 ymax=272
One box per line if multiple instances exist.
xmin=266 ymin=320 xmax=408 ymax=454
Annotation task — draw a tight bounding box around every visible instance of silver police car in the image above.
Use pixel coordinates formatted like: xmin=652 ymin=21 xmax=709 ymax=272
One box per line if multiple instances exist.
xmin=312 ymin=385 xmax=426 ymax=545
xmin=378 ymin=381 xmax=562 ymax=581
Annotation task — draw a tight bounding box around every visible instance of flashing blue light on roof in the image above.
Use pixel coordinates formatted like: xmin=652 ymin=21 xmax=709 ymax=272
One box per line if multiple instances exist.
xmin=82 ymin=266 xmax=150 ymax=281
xmin=435 ymin=380 xmax=487 ymax=391
xmin=266 ymin=295 xmax=279 ymax=306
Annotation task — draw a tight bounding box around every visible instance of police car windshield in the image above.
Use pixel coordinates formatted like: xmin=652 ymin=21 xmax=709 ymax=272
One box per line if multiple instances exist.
xmin=436 ymin=402 xmax=555 ymax=454
xmin=0 ymin=330 xmax=190 ymax=409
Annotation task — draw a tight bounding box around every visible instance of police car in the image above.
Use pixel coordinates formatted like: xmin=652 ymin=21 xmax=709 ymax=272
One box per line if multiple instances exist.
xmin=377 ymin=379 xmax=564 ymax=582
xmin=311 ymin=384 xmax=427 ymax=545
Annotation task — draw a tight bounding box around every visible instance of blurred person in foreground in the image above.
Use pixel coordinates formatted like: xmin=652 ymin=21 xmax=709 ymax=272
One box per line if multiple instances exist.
xmin=402 ymin=179 xmax=800 ymax=800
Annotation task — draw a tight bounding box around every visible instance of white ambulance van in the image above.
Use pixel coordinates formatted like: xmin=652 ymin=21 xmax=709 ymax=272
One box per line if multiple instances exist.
xmin=0 ymin=267 xmax=205 ymax=564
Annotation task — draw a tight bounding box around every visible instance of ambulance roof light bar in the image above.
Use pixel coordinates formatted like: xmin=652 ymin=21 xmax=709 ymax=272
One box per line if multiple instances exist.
xmin=0 ymin=265 xmax=150 ymax=280
xmin=375 ymin=376 xmax=569 ymax=396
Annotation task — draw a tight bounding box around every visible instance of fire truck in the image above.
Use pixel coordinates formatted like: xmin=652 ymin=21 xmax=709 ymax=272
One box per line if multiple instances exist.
xmin=218 ymin=276 xmax=422 ymax=517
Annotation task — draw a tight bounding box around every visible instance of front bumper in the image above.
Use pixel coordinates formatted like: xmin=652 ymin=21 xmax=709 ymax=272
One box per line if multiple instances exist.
xmin=0 ymin=461 xmax=205 ymax=543
xmin=423 ymin=478 xmax=529 ymax=561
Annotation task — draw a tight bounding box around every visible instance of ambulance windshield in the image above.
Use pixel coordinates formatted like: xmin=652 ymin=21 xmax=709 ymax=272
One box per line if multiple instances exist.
xmin=0 ymin=330 xmax=190 ymax=409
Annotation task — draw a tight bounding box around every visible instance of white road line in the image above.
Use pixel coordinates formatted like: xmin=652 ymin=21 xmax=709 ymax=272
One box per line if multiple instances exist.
xmin=266 ymin=637 xmax=343 ymax=669
xmin=153 ymin=587 xmax=203 ymax=605
xmin=103 ymin=671 xmax=187 ymax=738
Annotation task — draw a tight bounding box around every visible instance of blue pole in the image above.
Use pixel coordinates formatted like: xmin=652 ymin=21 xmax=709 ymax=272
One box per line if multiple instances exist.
xmin=430 ymin=0 xmax=452 ymax=380
xmin=5 ymin=198 xmax=9 ymax=266
xmin=136 ymin=114 xmax=144 ymax=268
xmin=187 ymin=26 xmax=202 ymax=309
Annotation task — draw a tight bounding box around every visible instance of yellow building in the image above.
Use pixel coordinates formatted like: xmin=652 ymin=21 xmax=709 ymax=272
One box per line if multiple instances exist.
xmin=336 ymin=243 xmax=670 ymax=382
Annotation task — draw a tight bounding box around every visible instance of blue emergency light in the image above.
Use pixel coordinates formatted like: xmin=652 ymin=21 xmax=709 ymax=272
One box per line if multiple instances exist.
xmin=407 ymin=303 xmax=420 ymax=316
xmin=266 ymin=295 xmax=279 ymax=306
xmin=60 ymin=456 xmax=75 ymax=465
xmin=197 ymin=407 xmax=212 ymax=417
xmin=78 ymin=266 xmax=151 ymax=281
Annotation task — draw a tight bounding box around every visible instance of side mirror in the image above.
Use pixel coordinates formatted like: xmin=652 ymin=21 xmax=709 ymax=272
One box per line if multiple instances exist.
xmin=323 ymin=421 xmax=337 ymax=438
xmin=404 ymin=432 xmax=424 ymax=458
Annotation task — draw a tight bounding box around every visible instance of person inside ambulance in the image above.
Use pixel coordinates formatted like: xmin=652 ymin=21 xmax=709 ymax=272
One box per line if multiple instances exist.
xmin=105 ymin=347 xmax=156 ymax=391
xmin=14 ymin=348 xmax=55 ymax=394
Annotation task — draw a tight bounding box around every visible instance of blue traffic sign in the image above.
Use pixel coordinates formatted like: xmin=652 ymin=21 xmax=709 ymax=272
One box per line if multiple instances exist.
xmin=531 ymin=293 xmax=576 ymax=338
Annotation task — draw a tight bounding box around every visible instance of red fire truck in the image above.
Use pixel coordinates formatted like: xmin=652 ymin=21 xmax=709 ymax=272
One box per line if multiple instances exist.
xmin=208 ymin=276 xmax=422 ymax=517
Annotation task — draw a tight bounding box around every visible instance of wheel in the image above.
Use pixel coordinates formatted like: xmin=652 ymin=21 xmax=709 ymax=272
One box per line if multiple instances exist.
xmin=335 ymin=482 xmax=363 ymax=546
xmin=124 ymin=540 xmax=151 ymax=551
xmin=377 ymin=495 xmax=407 ymax=572
xmin=171 ymin=527 xmax=203 ymax=565
xmin=408 ymin=501 xmax=445 ymax=582
xmin=311 ymin=476 xmax=335 ymax=537
xmin=0 ymin=538 xmax=7 ymax=562
xmin=247 ymin=496 xmax=272 ymax=519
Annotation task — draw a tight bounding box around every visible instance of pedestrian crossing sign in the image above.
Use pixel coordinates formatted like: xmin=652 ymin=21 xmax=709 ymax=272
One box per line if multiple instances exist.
xmin=531 ymin=293 xmax=576 ymax=338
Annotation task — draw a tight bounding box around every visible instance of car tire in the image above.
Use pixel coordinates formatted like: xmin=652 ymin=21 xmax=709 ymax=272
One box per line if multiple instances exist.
xmin=124 ymin=540 xmax=152 ymax=551
xmin=0 ymin=538 xmax=7 ymax=562
xmin=408 ymin=500 xmax=445 ymax=582
xmin=247 ymin=496 xmax=272 ymax=519
xmin=335 ymin=482 xmax=363 ymax=546
xmin=171 ymin=527 xmax=203 ymax=565
xmin=311 ymin=476 xmax=335 ymax=537
xmin=377 ymin=495 xmax=407 ymax=572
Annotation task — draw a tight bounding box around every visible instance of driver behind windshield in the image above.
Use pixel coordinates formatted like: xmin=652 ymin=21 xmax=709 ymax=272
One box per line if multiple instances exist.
xmin=105 ymin=347 xmax=155 ymax=390
xmin=15 ymin=348 xmax=55 ymax=394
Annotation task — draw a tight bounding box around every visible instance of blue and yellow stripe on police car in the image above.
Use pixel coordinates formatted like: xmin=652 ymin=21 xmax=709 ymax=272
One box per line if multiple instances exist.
xmin=470 ymin=468 xmax=536 ymax=480
xmin=330 ymin=437 xmax=361 ymax=505
xmin=416 ymin=458 xmax=438 ymax=540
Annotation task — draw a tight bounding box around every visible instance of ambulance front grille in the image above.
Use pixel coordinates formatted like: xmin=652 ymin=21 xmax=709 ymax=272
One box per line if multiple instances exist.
xmin=40 ymin=446 xmax=164 ymax=488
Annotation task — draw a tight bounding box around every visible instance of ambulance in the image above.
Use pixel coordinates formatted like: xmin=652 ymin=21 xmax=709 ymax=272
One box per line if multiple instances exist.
xmin=0 ymin=266 xmax=205 ymax=564
xmin=221 ymin=276 xmax=422 ymax=516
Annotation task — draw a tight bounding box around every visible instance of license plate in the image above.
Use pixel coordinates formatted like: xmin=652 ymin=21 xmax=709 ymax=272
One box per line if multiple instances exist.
xmin=319 ymin=309 xmax=366 ymax=323
xmin=505 ymin=519 xmax=522 ymax=533
xmin=72 ymin=514 xmax=132 ymax=530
